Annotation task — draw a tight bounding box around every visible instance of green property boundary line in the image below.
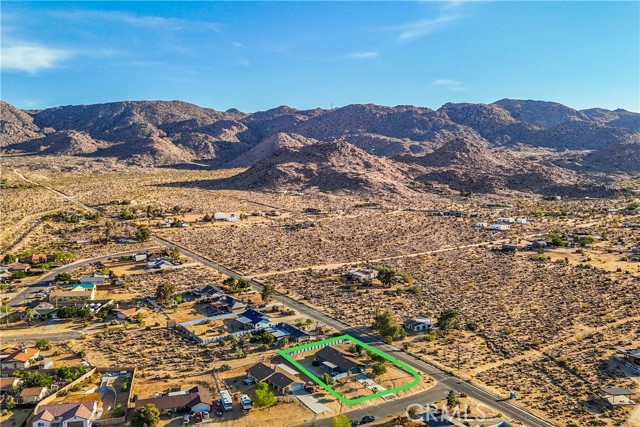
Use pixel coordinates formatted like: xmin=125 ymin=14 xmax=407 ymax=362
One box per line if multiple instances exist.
xmin=277 ymin=334 xmax=420 ymax=405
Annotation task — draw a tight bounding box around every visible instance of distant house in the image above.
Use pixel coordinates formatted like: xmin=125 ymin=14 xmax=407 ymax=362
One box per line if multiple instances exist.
xmin=145 ymin=260 xmax=173 ymax=270
xmin=404 ymin=316 xmax=433 ymax=332
xmin=0 ymin=377 xmax=19 ymax=392
xmin=488 ymin=224 xmax=510 ymax=231
xmin=531 ymin=241 xmax=548 ymax=250
xmin=501 ymin=244 xmax=519 ymax=252
xmin=135 ymin=386 xmax=213 ymax=414
xmin=33 ymin=302 xmax=57 ymax=320
xmin=237 ymin=309 xmax=272 ymax=330
xmin=19 ymin=386 xmax=47 ymax=403
xmin=1 ymin=347 xmax=41 ymax=370
xmin=345 ymin=269 xmax=379 ymax=282
xmin=49 ymin=283 xmax=96 ymax=306
xmin=132 ymin=253 xmax=148 ymax=262
xmin=31 ymin=401 xmax=97 ymax=427
xmin=211 ymin=295 xmax=246 ymax=313
xmin=8 ymin=262 xmax=31 ymax=273
xmin=496 ymin=217 xmax=515 ymax=223
xmin=78 ymin=273 xmax=109 ymax=286
xmin=113 ymin=307 xmax=146 ymax=321
xmin=22 ymin=254 xmax=48 ymax=265
xmin=315 ymin=346 xmax=363 ymax=376
xmin=475 ymin=222 xmax=488 ymax=228
xmin=617 ymin=348 xmax=640 ymax=371
xmin=515 ymin=218 xmax=529 ymax=224
xmin=214 ymin=212 xmax=239 ymax=222
xmin=272 ymin=322 xmax=310 ymax=342
xmin=192 ymin=285 xmax=223 ymax=299
xmin=601 ymin=388 xmax=636 ymax=406
xmin=40 ymin=359 xmax=54 ymax=370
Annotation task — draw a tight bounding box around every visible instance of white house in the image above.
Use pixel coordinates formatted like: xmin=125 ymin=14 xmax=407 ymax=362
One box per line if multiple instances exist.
xmin=78 ymin=274 xmax=109 ymax=285
xmin=346 ymin=269 xmax=379 ymax=282
xmin=1 ymin=347 xmax=41 ymax=370
xmin=496 ymin=217 xmax=515 ymax=223
xmin=132 ymin=253 xmax=148 ymax=262
xmin=475 ymin=222 xmax=488 ymax=228
xmin=489 ymin=224 xmax=510 ymax=231
xmin=404 ymin=316 xmax=433 ymax=332
xmin=515 ymin=218 xmax=529 ymax=224
xmin=32 ymin=402 xmax=97 ymax=427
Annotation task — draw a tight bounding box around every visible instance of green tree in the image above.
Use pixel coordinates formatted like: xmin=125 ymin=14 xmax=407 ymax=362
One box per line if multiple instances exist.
xmin=253 ymin=382 xmax=276 ymax=407
xmin=11 ymin=271 xmax=27 ymax=280
xmin=136 ymin=227 xmax=151 ymax=242
xmin=446 ymin=390 xmax=459 ymax=409
xmin=319 ymin=372 xmax=334 ymax=386
xmin=438 ymin=309 xmax=461 ymax=334
xmin=52 ymin=251 xmax=75 ymax=262
xmin=57 ymin=306 xmax=77 ymax=318
xmin=261 ymin=282 xmax=276 ymax=302
xmin=24 ymin=308 xmax=36 ymax=324
xmin=131 ymin=404 xmax=161 ymax=427
xmin=372 ymin=362 xmax=387 ymax=377
xmin=155 ymin=283 xmax=176 ymax=303
xmin=24 ymin=371 xmax=54 ymax=387
xmin=120 ymin=209 xmax=134 ymax=220
xmin=35 ymin=339 xmax=50 ymax=350
xmin=331 ymin=415 xmax=351 ymax=427
xmin=2 ymin=254 xmax=16 ymax=263
xmin=372 ymin=310 xmax=406 ymax=342
xmin=55 ymin=272 xmax=72 ymax=282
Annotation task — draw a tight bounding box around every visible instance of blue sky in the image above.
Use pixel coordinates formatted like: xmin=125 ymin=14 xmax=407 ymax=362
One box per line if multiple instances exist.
xmin=1 ymin=1 xmax=638 ymax=112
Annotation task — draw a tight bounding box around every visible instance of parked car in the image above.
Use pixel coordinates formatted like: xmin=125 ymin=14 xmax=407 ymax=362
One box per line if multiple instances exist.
xmin=351 ymin=421 xmax=361 ymax=427
xmin=194 ymin=412 xmax=203 ymax=423
xmin=242 ymin=377 xmax=255 ymax=385
xmin=361 ymin=415 xmax=376 ymax=424
xmin=182 ymin=415 xmax=190 ymax=424
xmin=202 ymin=411 xmax=209 ymax=419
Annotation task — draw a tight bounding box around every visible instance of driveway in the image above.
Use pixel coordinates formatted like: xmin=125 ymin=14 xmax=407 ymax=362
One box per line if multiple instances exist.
xmin=293 ymin=390 xmax=328 ymax=414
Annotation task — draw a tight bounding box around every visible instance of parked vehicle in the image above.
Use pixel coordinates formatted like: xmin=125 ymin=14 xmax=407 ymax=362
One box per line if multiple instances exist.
xmin=194 ymin=412 xmax=203 ymax=423
xmin=240 ymin=394 xmax=252 ymax=411
xmin=182 ymin=415 xmax=190 ymax=424
xmin=242 ymin=377 xmax=255 ymax=385
xmin=361 ymin=415 xmax=376 ymax=424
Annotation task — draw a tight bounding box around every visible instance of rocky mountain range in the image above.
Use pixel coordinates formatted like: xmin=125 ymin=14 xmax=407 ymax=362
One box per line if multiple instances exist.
xmin=1 ymin=99 xmax=639 ymax=196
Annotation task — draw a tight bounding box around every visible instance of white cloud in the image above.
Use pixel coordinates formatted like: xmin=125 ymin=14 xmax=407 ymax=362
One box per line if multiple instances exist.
xmin=345 ymin=51 xmax=379 ymax=59
xmin=433 ymin=79 xmax=468 ymax=92
xmin=1 ymin=43 xmax=72 ymax=73
xmin=396 ymin=14 xmax=459 ymax=41
xmin=52 ymin=10 xmax=220 ymax=31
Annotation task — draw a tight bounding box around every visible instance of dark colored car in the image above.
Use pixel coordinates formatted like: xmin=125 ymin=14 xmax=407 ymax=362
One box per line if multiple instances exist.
xmin=361 ymin=415 xmax=376 ymax=424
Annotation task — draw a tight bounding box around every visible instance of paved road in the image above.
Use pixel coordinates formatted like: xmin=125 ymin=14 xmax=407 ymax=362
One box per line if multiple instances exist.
xmin=153 ymin=235 xmax=555 ymax=427
xmin=7 ymin=247 xmax=162 ymax=308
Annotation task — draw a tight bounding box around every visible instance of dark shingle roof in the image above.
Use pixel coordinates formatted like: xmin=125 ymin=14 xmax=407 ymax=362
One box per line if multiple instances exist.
xmin=247 ymin=362 xmax=276 ymax=382
xmin=315 ymin=346 xmax=361 ymax=372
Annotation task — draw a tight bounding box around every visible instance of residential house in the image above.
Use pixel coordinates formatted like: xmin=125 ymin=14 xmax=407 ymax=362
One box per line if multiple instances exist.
xmin=78 ymin=274 xmax=109 ymax=286
xmin=601 ymin=388 xmax=636 ymax=406
xmin=246 ymin=363 xmax=277 ymax=383
xmin=266 ymin=372 xmax=303 ymax=393
xmin=40 ymin=360 xmax=54 ymax=370
xmin=8 ymin=262 xmax=31 ymax=273
xmin=315 ymin=346 xmax=364 ymax=376
xmin=345 ymin=269 xmax=379 ymax=282
xmin=488 ymin=224 xmax=510 ymax=231
xmin=33 ymin=302 xmax=58 ymax=320
xmin=192 ymin=285 xmax=223 ymax=299
xmin=245 ymin=363 xmax=303 ymax=394
xmin=475 ymin=222 xmax=488 ymax=228
xmin=404 ymin=316 xmax=433 ymax=332
xmin=31 ymin=401 xmax=97 ymax=427
xmin=1 ymin=347 xmax=41 ymax=369
xmin=135 ymin=386 xmax=213 ymax=414
xmin=0 ymin=377 xmax=19 ymax=392
xmin=211 ymin=295 xmax=246 ymax=313
xmin=113 ymin=307 xmax=145 ymax=321
xmin=20 ymin=387 xmax=48 ymax=404
xmin=515 ymin=218 xmax=529 ymax=224
xmin=145 ymin=260 xmax=174 ymax=270
xmin=618 ymin=348 xmax=640 ymax=371
xmin=496 ymin=217 xmax=515 ymax=223
xmin=22 ymin=254 xmax=48 ymax=265
xmin=237 ymin=309 xmax=272 ymax=330
xmin=272 ymin=322 xmax=310 ymax=342
xmin=49 ymin=283 xmax=96 ymax=306
xmin=132 ymin=253 xmax=148 ymax=262
xmin=501 ymin=244 xmax=519 ymax=252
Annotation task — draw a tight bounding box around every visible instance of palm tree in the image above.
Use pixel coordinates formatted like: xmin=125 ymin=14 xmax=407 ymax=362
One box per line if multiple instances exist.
xmin=24 ymin=308 xmax=36 ymax=324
